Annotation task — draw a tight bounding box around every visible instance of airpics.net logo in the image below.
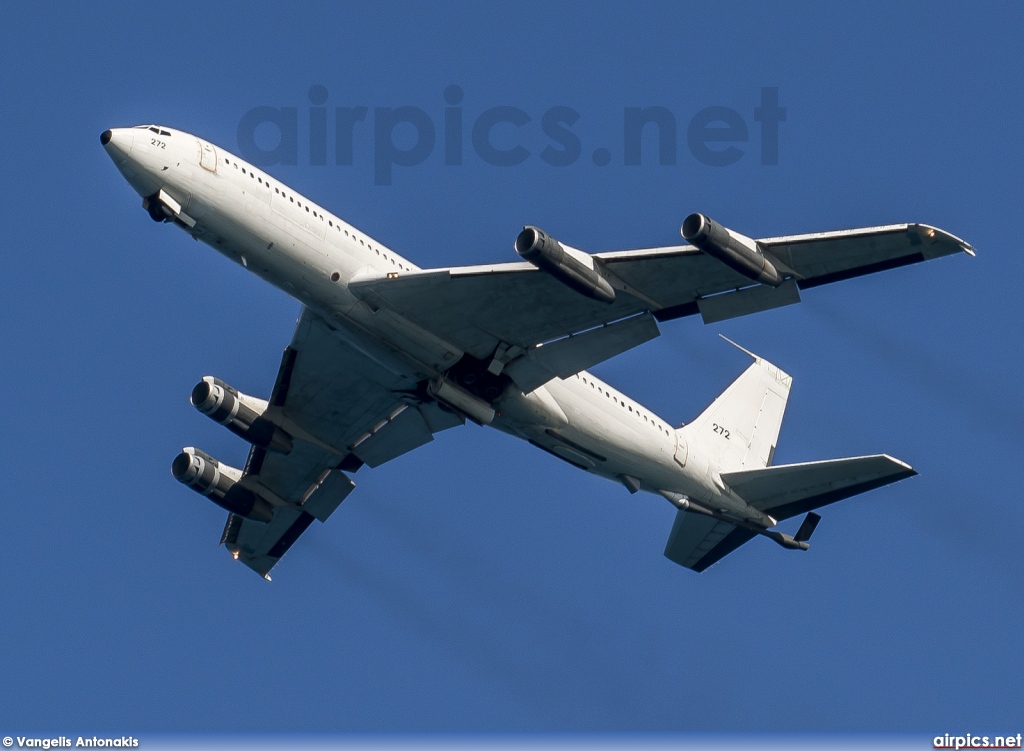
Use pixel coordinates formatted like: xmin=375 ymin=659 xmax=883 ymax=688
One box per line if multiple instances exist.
xmin=934 ymin=733 xmax=1023 ymax=749
xmin=236 ymin=85 xmax=786 ymax=185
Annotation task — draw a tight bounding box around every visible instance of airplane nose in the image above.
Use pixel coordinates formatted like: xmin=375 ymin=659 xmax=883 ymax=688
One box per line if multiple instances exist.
xmin=101 ymin=127 xmax=134 ymax=165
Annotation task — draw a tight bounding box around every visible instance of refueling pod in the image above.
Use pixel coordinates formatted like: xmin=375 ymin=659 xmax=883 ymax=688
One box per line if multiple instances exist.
xmin=191 ymin=376 xmax=293 ymax=453
xmin=681 ymin=213 xmax=783 ymax=287
xmin=171 ymin=447 xmax=275 ymax=523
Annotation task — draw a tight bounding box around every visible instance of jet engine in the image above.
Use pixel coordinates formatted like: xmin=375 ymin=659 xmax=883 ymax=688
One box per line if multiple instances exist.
xmin=171 ymin=447 xmax=275 ymax=523
xmin=681 ymin=213 xmax=783 ymax=287
xmin=515 ymin=226 xmax=616 ymax=303
xmin=191 ymin=376 xmax=293 ymax=454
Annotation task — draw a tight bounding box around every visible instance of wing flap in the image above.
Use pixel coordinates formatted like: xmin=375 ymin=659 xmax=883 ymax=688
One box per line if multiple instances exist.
xmin=300 ymin=469 xmax=355 ymax=522
xmin=504 ymin=313 xmax=660 ymax=393
xmin=244 ymin=441 xmax=339 ymax=506
xmin=350 ymin=403 xmax=435 ymax=468
xmin=697 ymin=279 xmax=801 ymax=324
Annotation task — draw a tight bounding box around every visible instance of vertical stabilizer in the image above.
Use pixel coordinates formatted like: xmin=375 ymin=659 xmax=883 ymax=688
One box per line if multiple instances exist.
xmin=681 ymin=340 xmax=792 ymax=472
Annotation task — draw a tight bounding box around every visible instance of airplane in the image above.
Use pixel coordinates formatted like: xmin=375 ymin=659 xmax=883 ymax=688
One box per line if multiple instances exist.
xmin=101 ymin=125 xmax=973 ymax=580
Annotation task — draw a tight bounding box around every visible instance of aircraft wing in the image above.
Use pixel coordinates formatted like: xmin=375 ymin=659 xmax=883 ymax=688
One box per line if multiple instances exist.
xmin=350 ymin=223 xmax=971 ymax=364
xmin=221 ymin=307 xmax=463 ymax=578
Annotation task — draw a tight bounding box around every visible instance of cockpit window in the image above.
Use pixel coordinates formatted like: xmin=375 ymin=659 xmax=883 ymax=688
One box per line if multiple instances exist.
xmin=144 ymin=126 xmax=172 ymax=136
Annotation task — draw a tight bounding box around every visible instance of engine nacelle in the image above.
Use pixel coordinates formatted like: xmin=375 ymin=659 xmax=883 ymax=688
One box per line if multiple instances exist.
xmin=681 ymin=213 xmax=783 ymax=287
xmin=191 ymin=376 xmax=293 ymax=454
xmin=171 ymin=447 xmax=274 ymax=523
xmin=515 ymin=226 xmax=616 ymax=304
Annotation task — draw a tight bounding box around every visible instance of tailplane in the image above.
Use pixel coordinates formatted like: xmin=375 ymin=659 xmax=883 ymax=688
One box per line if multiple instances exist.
xmin=663 ymin=340 xmax=916 ymax=572
xmin=721 ymin=454 xmax=917 ymax=521
xmin=663 ymin=454 xmax=916 ymax=572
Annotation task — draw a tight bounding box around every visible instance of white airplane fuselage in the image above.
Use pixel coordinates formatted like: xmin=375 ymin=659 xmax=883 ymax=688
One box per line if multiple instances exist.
xmin=103 ymin=125 xmax=760 ymax=523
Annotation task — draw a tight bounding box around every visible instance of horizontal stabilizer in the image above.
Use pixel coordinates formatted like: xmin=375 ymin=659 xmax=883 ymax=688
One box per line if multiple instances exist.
xmin=665 ymin=456 xmax=914 ymax=572
xmin=664 ymin=512 xmax=757 ymax=572
xmin=721 ymin=454 xmax=916 ymax=520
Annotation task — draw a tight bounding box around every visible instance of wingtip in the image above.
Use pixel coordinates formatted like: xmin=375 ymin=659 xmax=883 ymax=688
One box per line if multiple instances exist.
xmin=880 ymin=454 xmax=917 ymax=475
xmin=918 ymin=224 xmax=975 ymax=257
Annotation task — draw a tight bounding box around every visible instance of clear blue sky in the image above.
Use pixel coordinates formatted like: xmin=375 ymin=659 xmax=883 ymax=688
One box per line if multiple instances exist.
xmin=1 ymin=0 xmax=1021 ymax=735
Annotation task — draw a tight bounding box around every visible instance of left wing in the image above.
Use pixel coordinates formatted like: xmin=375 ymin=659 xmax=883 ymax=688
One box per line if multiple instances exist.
xmin=221 ymin=308 xmax=463 ymax=578
xmin=350 ymin=222 xmax=971 ymax=367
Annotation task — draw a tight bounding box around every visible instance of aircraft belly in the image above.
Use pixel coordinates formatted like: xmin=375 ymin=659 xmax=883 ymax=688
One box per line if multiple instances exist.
xmin=166 ymin=160 xmax=462 ymax=374
xmin=195 ymin=189 xmax=372 ymax=321
xmin=342 ymin=302 xmax=464 ymax=375
xmin=115 ymin=160 xmax=161 ymax=202
xmin=194 ymin=182 xmax=730 ymax=501
xmin=517 ymin=378 xmax=688 ymax=491
xmin=196 ymin=193 xmax=460 ymax=374
xmin=327 ymin=317 xmax=436 ymax=383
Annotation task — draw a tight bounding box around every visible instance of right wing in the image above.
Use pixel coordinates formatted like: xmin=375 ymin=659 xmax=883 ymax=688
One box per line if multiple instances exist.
xmin=222 ymin=307 xmax=464 ymax=578
xmin=350 ymin=223 xmax=971 ymax=372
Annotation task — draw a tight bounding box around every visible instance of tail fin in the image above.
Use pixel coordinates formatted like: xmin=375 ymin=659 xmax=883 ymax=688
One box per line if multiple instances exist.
xmin=681 ymin=338 xmax=792 ymax=473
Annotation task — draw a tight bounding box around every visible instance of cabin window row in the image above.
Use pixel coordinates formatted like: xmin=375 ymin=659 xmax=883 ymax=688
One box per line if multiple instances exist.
xmin=221 ymin=157 xmax=410 ymax=271
xmin=576 ymin=374 xmax=673 ymax=436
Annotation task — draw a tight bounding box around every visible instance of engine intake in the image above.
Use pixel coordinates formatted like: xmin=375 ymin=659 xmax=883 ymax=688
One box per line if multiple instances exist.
xmin=191 ymin=376 xmax=293 ymax=454
xmin=515 ymin=226 xmax=616 ymax=304
xmin=681 ymin=213 xmax=783 ymax=287
xmin=171 ymin=447 xmax=274 ymax=523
